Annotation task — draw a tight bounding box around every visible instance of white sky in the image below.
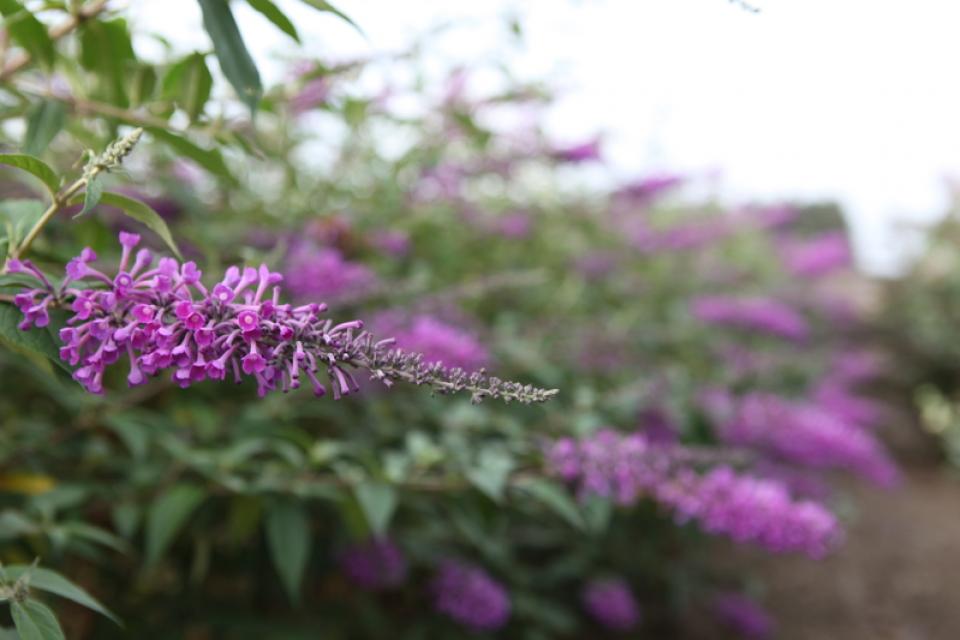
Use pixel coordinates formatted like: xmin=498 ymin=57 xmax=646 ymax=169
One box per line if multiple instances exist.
xmin=130 ymin=0 xmax=960 ymax=275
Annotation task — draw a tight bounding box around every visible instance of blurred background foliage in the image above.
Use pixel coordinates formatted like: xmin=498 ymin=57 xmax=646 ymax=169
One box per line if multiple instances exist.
xmin=0 ymin=1 xmax=951 ymax=639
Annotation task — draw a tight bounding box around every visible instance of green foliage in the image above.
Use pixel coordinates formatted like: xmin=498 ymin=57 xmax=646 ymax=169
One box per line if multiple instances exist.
xmin=247 ymin=0 xmax=301 ymax=43
xmin=198 ymin=0 xmax=263 ymax=115
xmin=0 ymin=155 xmax=58 ymax=196
xmin=3 ymin=566 xmax=119 ymax=625
xmin=265 ymin=500 xmax=311 ymax=604
xmin=0 ymin=0 xmax=55 ymax=67
xmin=24 ymin=100 xmax=66 ymax=157
xmin=145 ymin=484 xmax=206 ymax=566
xmin=11 ymin=600 xmax=65 ymax=640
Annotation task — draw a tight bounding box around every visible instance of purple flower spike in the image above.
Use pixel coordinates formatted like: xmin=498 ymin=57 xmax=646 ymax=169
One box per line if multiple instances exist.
xmin=711 ymin=592 xmax=775 ymax=639
xmin=339 ymin=537 xmax=408 ymax=591
xmin=432 ymin=561 xmax=510 ymax=632
xmin=546 ymin=430 xmax=842 ymax=558
xmin=9 ymin=233 xmax=557 ymax=404
xmin=581 ymin=578 xmax=641 ymax=631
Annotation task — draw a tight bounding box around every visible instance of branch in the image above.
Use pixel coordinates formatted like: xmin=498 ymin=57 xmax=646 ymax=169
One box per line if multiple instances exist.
xmin=0 ymin=0 xmax=111 ymax=82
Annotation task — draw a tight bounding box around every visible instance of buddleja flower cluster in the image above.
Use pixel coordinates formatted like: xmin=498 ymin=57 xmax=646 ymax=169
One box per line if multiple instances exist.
xmin=580 ymin=577 xmax=642 ymax=631
xmin=431 ymin=560 xmax=511 ymax=632
xmin=9 ymin=233 xmax=557 ymax=404
xmin=546 ymin=429 xmax=841 ymax=558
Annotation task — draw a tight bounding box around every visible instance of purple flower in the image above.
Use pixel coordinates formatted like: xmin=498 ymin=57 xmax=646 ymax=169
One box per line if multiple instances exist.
xmin=663 ymin=466 xmax=841 ymax=558
xmin=545 ymin=430 xmax=841 ymax=558
xmin=691 ymin=295 xmax=810 ymax=341
xmin=493 ymin=211 xmax=532 ymax=239
xmin=780 ymin=231 xmax=853 ymax=278
xmin=581 ymin=578 xmax=641 ymax=631
xmin=432 ymin=561 xmax=510 ymax=632
xmin=552 ymin=137 xmax=602 ymax=163
xmin=614 ymin=174 xmax=684 ymax=205
xmin=290 ymin=78 xmax=329 ymax=116
xmin=374 ymin=313 xmax=489 ymax=372
xmin=721 ymin=393 xmax=898 ymax=487
xmin=283 ymin=243 xmax=377 ymax=303
xmin=629 ymin=218 xmax=732 ymax=253
xmin=10 ymin=233 xmax=557 ymax=405
xmin=339 ymin=537 xmax=407 ymax=591
xmin=574 ymin=252 xmax=618 ymax=280
xmin=711 ymin=593 xmax=775 ymax=639
xmin=370 ymin=230 xmax=411 ymax=257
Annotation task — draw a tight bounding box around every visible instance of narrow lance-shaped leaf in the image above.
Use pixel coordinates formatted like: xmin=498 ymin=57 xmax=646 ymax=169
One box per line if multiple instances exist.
xmin=79 ymin=18 xmax=135 ymax=108
xmin=247 ymin=0 xmax=300 ymax=42
xmin=0 ymin=154 xmax=59 ymax=196
xmin=0 ymin=0 xmax=55 ymax=68
xmin=75 ymin=175 xmax=103 ymax=218
xmin=514 ymin=477 xmax=585 ymax=530
xmin=11 ymin=600 xmax=65 ymax=640
xmin=197 ymin=0 xmax=263 ymax=114
xmin=145 ymin=483 xmax=205 ymax=566
xmin=0 ymin=303 xmax=71 ymax=375
xmin=353 ymin=482 xmax=397 ymax=537
xmin=162 ymin=53 xmax=213 ymax=122
xmin=67 ymin=190 xmax=181 ymax=259
xmin=3 ymin=565 xmax=120 ymax=625
xmin=296 ymin=0 xmax=363 ymax=35
xmin=24 ymin=99 xmax=66 ymax=156
xmin=146 ymin=128 xmax=234 ymax=183
xmin=265 ymin=501 xmax=311 ymax=604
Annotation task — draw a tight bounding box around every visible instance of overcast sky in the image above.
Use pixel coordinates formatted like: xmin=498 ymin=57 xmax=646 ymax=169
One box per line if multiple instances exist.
xmin=130 ymin=0 xmax=960 ymax=274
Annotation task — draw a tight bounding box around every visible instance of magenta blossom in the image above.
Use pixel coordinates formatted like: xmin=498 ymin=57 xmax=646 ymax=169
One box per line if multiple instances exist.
xmin=374 ymin=313 xmax=489 ymax=372
xmin=691 ymin=295 xmax=810 ymax=341
xmin=9 ymin=233 xmax=556 ymax=404
xmin=711 ymin=592 xmax=775 ymax=639
xmin=339 ymin=537 xmax=407 ymax=591
xmin=283 ymin=243 xmax=378 ymax=303
xmin=552 ymin=137 xmax=602 ymax=163
xmin=546 ymin=430 xmax=841 ymax=557
xmin=581 ymin=578 xmax=641 ymax=631
xmin=432 ymin=561 xmax=511 ymax=632
xmin=780 ymin=231 xmax=853 ymax=278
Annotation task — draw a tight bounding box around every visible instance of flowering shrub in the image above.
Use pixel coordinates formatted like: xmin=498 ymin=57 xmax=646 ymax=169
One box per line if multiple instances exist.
xmin=0 ymin=2 xmax=899 ymax=639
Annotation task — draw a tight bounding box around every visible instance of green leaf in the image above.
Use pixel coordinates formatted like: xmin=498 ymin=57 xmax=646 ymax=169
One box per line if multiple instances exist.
xmin=4 ymin=566 xmax=119 ymax=625
xmin=247 ymin=0 xmax=300 ymax=42
xmin=296 ymin=0 xmax=363 ymax=35
xmin=67 ymin=190 xmax=181 ymax=258
xmin=79 ymin=18 xmax=135 ymax=107
xmin=465 ymin=448 xmax=514 ymax=502
xmin=513 ymin=477 xmax=584 ymax=530
xmin=0 ymin=510 xmax=39 ymax=540
xmin=162 ymin=53 xmax=213 ymax=122
xmin=146 ymin=128 xmax=233 ymax=182
xmin=24 ymin=99 xmax=66 ymax=156
xmin=0 ymin=199 xmax=44 ymax=248
xmin=353 ymin=482 xmax=396 ymax=537
xmin=60 ymin=521 xmax=130 ymax=554
xmin=0 ymin=154 xmax=58 ymax=196
xmin=0 ymin=0 xmax=55 ymax=68
xmin=0 ymin=303 xmax=70 ymax=375
xmin=145 ymin=483 xmax=205 ymax=566
xmin=11 ymin=600 xmax=64 ymax=640
xmin=129 ymin=64 xmax=158 ymax=107
xmin=75 ymin=176 xmax=102 ymax=218
xmin=265 ymin=500 xmax=311 ymax=604
xmin=0 ymin=625 xmax=20 ymax=640
xmin=197 ymin=0 xmax=263 ymax=114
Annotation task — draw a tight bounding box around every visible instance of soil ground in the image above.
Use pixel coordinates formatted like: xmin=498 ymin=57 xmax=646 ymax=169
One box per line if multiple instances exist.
xmin=755 ymin=425 xmax=960 ymax=639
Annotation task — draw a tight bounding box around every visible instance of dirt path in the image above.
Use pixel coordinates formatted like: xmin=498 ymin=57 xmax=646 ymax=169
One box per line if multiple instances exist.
xmin=755 ymin=466 xmax=960 ymax=639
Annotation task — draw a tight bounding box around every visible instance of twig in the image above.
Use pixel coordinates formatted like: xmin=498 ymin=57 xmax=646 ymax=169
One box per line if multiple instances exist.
xmin=1 ymin=127 xmax=142 ymax=272
xmin=0 ymin=0 xmax=111 ymax=82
